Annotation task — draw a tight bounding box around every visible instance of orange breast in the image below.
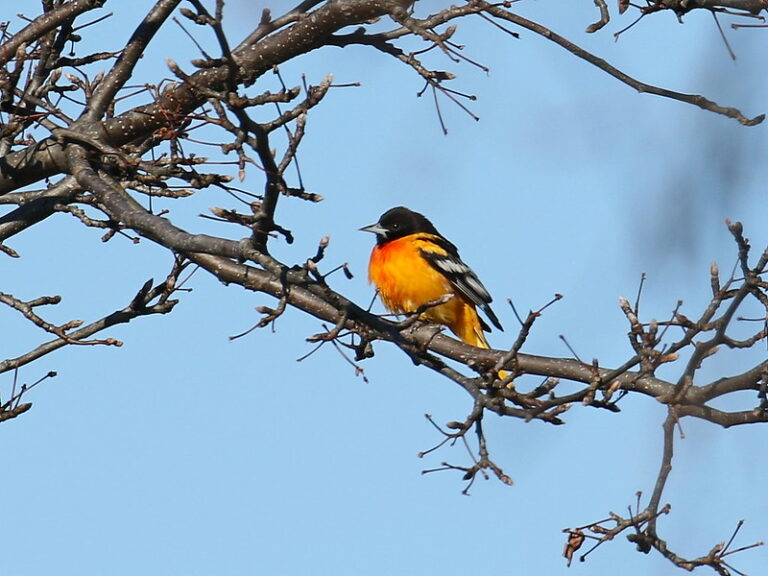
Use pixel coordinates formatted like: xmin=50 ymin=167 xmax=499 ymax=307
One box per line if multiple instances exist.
xmin=368 ymin=236 xmax=489 ymax=348
xmin=368 ymin=236 xmax=452 ymax=314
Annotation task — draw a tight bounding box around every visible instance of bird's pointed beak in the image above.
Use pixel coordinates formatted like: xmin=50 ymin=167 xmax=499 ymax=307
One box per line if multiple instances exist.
xmin=359 ymin=222 xmax=387 ymax=236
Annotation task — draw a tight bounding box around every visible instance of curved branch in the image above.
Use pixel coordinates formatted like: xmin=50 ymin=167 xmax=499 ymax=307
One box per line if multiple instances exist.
xmin=63 ymin=143 xmax=768 ymax=430
xmin=479 ymin=1 xmax=765 ymax=126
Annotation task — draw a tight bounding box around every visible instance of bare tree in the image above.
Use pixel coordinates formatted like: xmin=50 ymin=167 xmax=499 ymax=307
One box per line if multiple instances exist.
xmin=1 ymin=1 xmax=766 ymax=573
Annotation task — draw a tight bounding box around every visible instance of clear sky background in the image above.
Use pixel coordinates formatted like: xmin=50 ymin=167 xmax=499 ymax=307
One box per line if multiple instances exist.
xmin=2 ymin=1 xmax=767 ymax=574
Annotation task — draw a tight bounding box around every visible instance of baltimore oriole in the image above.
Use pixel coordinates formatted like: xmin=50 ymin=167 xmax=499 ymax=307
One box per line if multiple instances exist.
xmin=361 ymin=206 xmax=505 ymax=374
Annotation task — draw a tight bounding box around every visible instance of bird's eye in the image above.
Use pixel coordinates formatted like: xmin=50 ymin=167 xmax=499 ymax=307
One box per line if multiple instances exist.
xmin=391 ymin=222 xmax=400 ymax=230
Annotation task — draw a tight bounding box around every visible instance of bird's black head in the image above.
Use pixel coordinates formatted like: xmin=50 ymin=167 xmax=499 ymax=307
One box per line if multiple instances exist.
xmin=360 ymin=206 xmax=441 ymax=244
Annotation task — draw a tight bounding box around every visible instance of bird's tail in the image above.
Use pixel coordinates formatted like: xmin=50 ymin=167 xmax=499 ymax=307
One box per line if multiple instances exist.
xmin=474 ymin=332 xmax=510 ymax=384
xmin=455 ymin=312 xmax=510 ymax=384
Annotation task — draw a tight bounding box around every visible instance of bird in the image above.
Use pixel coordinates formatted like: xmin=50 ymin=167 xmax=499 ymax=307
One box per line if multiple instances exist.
xmin=361 ymin=206 xmax=505 ymax=374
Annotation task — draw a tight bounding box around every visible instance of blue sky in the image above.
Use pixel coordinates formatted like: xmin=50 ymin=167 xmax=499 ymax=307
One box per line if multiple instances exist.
xmin=2 ymin=1 xmax=767 ymax=574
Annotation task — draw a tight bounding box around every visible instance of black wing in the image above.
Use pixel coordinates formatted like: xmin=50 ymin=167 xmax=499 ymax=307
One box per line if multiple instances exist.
xmin=419 ymin=236 xmax=503 ymax=332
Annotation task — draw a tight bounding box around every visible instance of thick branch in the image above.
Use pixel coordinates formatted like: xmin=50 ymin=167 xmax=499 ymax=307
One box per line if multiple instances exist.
xmin=82 ymin=0 xmax=183 ymax=120
xmin=0 ymin=0 xmax=406 ymax=194
xmin=0 ymin=0 xmax=106 ymax=67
